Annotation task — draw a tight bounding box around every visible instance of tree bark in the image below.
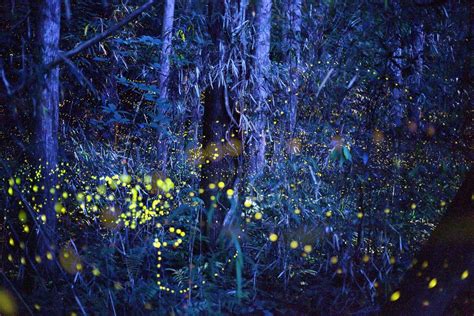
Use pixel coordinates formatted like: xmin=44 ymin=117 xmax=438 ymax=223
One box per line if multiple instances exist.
xmin=285 ymin=0 xmax=302 ymax=139
xmin=156 ymin=0 xmax=176 ymax=170
xmin=199 ymin=0 xmax=238 ymax=248
xmin=34 ymin=0 xmax=61 ymax=256
xmin=159 ymin=0 xmax=175 ymax=100
xmin=382 ymin=167 xmax=474 ymax=315
xmin=248 ymin=0 xmax=272 ymax=178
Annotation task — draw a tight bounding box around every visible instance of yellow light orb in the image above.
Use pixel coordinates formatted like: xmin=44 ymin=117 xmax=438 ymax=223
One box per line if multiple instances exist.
xmin=269 ymin=233 xmax=278 ymax=242
xmin=390 ymin=291 xmax=400 ymax=302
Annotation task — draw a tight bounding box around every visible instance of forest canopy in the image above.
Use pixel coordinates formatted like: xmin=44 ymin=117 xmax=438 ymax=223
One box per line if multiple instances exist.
xmin=0 ymin=0 xmax=473 ymax=314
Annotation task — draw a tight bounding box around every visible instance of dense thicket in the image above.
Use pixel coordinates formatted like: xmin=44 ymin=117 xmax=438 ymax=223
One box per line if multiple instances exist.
xmin=0 ymin=0 xmax=472 ymax=314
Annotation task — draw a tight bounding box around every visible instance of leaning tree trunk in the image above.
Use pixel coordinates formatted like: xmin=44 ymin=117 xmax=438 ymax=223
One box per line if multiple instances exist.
xmin=285 ymin=0 xmax=301 ymax=150
xmin=199 ymin=0 xmax=238 ymax=248
xmin=382 ymin=167 xmax=474 ymax=315
xmin=34 ymin=0 xmax=61 ymax=258
xmin=248 ymin=0 xmax=272 ymax=178
xmin=156 ymin=0 xmax=175 ymax=170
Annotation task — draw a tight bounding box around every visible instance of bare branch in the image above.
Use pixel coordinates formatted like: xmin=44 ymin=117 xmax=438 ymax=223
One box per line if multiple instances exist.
xmin=1 ymin=0 xmax=155 ymax=98
xmin=47 ymin=0 xmax=155 ymax=70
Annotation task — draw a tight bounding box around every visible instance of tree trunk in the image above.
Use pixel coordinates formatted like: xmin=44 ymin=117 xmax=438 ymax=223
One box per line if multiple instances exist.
xmin=159 ymin=0 xmax=175 ymax=100
xmin=248 ymin=0 xmax=272 ymax=178
xmin=382 ymin=167 xmax=474 ymax=315
xmin=199 ymin=0 xmax=238 ymax=248
xmin=156 ymin=0 xmax=175 ymax=170
xmin=34 ymin=0 xmax=61 ymax=256
xmin=286 ymin=0 xmax=301 ymax=138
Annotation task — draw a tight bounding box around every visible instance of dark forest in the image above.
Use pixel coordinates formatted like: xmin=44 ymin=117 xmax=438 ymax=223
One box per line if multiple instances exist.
xmin=0 ymin=0 xmax=473 ymax=314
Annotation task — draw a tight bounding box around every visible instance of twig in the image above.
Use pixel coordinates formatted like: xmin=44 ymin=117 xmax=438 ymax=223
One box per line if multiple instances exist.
xmin=224 ymin=83 xmax=239 ymax=126
xmin=316 ymin=68 xmax=334 ymax=98
xmin=46 ymin=0 xmax=155 ymax=70
xmin=1 ymin=0 xmax=155 ymax=97
xmin=108 ymin=289 xmax=117 ymax=316
xmin=74 ymin=292 xmax=88 ymax=316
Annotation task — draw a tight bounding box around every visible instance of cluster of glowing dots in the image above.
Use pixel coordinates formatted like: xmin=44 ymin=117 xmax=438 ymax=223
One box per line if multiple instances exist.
xmin=5 ymin=164 xmax=74 ymax=240
xmin=5 ymin=168 xmax=194 ymax=292
xmin=188 ymin=138 xmax=242 ymax=166
xmin=153 ymin=225 xmax=189 ymax=292
xmin=196 ymin=181 xmax=234 ymax=199
xmin=69 ymin=173 xmax=177 ymax=229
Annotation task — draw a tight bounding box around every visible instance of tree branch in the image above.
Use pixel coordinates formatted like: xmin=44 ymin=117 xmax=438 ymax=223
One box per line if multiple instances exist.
xmin=1 ymin=0 xmax=155 ymax=98
xmin=46 ymin=0 xmax=155 ymax=70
